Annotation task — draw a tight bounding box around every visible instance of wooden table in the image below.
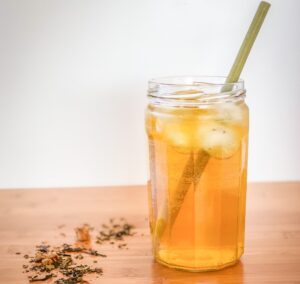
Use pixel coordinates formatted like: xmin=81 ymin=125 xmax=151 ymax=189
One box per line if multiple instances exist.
xmin=0 ymin=182 xmax=299 ymax=283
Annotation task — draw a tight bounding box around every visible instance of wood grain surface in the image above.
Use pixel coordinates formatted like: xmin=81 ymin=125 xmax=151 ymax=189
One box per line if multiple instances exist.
xmin=0 ymin=182 xmax=299 ymax=283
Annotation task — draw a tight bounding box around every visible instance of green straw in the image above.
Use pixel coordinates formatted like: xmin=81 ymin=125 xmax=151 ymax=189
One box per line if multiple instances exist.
xmin=154 ymin=1 xmax=271 ymax=240
xmin=223 ymin=1 xmax=270 ymax=91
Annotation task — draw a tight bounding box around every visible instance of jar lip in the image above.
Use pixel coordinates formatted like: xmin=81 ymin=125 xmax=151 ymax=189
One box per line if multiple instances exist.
xmin=147 ymin=76 xmax=245 ymax=106
xmin=149 ymin=75 xmax=244 ymax=88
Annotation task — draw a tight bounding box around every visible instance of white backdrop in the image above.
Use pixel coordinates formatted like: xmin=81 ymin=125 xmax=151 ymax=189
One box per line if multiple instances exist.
xmin=0 ymin=0 xmax=299 ymax=188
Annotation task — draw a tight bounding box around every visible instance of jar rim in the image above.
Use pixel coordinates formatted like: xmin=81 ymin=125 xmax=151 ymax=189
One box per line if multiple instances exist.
xmin=149 ymin=75 xmax=244 ymax=88
xmin=147 ymin=75 xmax=246 ymax=106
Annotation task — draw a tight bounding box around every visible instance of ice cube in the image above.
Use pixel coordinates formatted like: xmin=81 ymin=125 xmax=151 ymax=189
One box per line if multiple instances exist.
xmin=215 ymin=103 xmax=244 ymax=124
xmin=163 ymin=123 xmax=193 ymax=149
xmin=196 ymin=121 xmax=240 ymax=159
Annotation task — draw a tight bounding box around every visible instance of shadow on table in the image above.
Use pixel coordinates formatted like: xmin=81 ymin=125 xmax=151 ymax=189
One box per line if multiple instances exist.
xmin=151 ymin=260 xmax=244 ymax=284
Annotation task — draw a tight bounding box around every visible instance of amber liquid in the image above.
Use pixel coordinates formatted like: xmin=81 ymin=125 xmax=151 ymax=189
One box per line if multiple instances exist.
xmin=146 ymin=104 xmax=248 ymax=271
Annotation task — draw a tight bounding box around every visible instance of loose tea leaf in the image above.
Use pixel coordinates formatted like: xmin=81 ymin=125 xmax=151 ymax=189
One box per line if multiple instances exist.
xmin=29 ymin=273 xmax=55 ymax=282
xmin=75 ymin=224 xmax=92 ymax=242
xmin=62 ymin=244 xmax=107 ymax=257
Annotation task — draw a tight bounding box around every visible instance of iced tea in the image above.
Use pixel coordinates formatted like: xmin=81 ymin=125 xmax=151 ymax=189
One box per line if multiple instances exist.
xmin=146 ymin=77 xmax=249 ymax=271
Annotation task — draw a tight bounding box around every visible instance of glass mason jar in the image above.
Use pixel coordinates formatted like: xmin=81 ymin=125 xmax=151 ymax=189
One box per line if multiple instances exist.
xmin=145 ymin=76 xmax=249 ymax=271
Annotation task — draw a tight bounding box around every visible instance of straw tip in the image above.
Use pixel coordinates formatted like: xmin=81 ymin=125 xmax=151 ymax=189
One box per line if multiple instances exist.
xmin=260 ymin=1 xmax=271 ymax=8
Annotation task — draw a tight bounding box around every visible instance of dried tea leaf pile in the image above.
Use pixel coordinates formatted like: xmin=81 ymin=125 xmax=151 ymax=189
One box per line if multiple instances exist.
xmin=20 ymin=219 xmax=134 ymax=283
xmin=96 ymin=218 xmax=134 ymax=244
xmin=25 ymin=244 xmax=104 ymax=283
